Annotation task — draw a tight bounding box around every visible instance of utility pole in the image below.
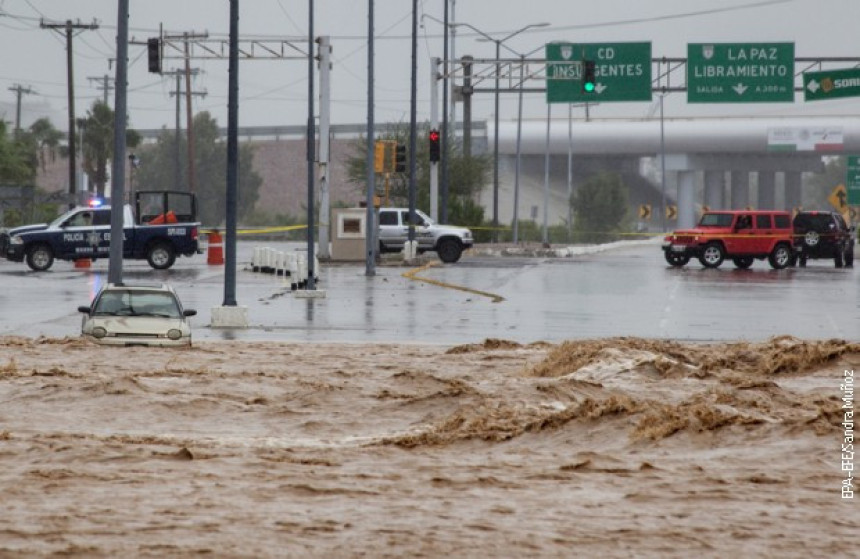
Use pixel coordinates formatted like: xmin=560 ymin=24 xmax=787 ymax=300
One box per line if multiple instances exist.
xmin=7 ymin=84 xmax=35 ymax=132
xmin=87 ymin=75 xmax=114 ymax=106
xmin=166 ymin=69 xmax=205 ymax=192
xmin=163 ymin=31 xmax=209 ymax=193
xmin=317 ymin=35 xmax=332 ymax=260
xmin=41 ymin=18 xmax=99 ymax=198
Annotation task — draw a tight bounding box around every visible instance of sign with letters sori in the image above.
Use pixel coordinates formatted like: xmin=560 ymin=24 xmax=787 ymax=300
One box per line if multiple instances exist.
xmin=545 ymin=42 xmax=652 ymax=103
xmin=687 ymin=42 xmax=794 ymax=103
xmin=804 ymin=68 xmax=860 ymax=102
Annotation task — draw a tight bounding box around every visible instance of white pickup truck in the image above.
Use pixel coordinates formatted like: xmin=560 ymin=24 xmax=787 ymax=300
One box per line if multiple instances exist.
xmin=377 ymin=207 xmax=473 ymax=263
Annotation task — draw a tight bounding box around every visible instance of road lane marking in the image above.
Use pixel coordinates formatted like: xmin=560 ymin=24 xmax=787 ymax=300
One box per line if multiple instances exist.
xmin=402 ymin=261 xmax=505 ymax=303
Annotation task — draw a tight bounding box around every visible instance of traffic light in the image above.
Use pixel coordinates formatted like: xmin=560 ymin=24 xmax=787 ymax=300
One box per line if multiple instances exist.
xmin=582 ymin=60 xmax=596 ymax=93
xmin=394 ymin=143 xmax=407 ymax=173
xmin=373 ymin=141 xmax=385 ymax=173
xmin=428 ymin=129 xmax=441 ymax=163
xmin=147 ymin=38 xmax=161 ymax=74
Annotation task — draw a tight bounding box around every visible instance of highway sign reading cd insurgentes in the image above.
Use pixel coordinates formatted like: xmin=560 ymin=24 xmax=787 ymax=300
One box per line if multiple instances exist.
xmin=546 ymin=42 xmax=651 ymax=103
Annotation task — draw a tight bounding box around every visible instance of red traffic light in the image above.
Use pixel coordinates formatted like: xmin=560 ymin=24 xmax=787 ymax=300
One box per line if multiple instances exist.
xmin=428 ymin=129 xmax=441 ymax=162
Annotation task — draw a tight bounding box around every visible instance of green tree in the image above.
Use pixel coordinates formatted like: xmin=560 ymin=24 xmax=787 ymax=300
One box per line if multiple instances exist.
xmin=571 ymin=171 xmax=629 ymax=243
xmin=28 ymin=118 xmax=64 ymax=172
xmin=80 ymin=101 xmax=141 ymax=197
xmin=805 ymin=156 xmax=844 ymax=209
xmin=134 ymin=111 xmax=262 ymax=226
xmin=0 ymin=121 xmax=38 ymax=184
xmin=346 ymin=125 xmax=490 ymax=228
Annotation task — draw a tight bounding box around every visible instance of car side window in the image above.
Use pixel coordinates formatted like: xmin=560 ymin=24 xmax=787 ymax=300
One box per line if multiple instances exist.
xmin=378 ymin=212 xmax=398 ymax=226
xmin=66 ymin=211 xmax=93 ymax=227
xmin=755 ymin=215 xmax=771 ymax=229
xmin=736 ymin=215 xmax=752 ymax=229
xmin=774 ymin=215 xmax=790 ymax=228
xmin=93 ymin=210 xmax=111 ymax=226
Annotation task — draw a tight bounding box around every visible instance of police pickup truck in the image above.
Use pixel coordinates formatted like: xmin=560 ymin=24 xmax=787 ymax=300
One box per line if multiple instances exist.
xmin=0 ymin=190 xmax=201 ymax=271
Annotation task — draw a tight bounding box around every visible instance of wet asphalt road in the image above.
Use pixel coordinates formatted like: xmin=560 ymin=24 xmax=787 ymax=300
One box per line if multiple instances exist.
xmin=1 ymin=239 xmax=857 ymax=344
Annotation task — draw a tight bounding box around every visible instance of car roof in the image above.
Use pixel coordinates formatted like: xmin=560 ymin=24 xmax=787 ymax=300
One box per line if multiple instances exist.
xmin=102 ymin=282 xmax=173 ymax=292
xmin=795 ymin=210 xmax=837 ymax=216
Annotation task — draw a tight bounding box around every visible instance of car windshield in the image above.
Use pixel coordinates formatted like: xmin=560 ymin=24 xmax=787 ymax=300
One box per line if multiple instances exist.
xmin=416 ymin=210 xmax=434 ymax=226
xmin=93 ymin=290 xmax=181 ymax=318
xmin=699 ymin=213 xmax=734 ymax=227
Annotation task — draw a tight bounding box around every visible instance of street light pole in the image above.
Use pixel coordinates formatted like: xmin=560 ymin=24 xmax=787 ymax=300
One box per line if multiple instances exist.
xmin=492 ymin=39 xmax=500 ymax=242
xmin=451 ymin=22 xmax=548 ymax=243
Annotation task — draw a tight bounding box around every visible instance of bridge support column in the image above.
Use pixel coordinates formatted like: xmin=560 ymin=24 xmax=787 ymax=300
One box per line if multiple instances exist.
xmin=758 ymin=171 xmax=776 ymax=209
xmin=784 ymin=171 xmax=802 ymax=211
xmin=677 ymin=170 xmax=696 ymax=229
xmin=730 ymin=171 xmax=750 ymax=209
xmin=704 ymin=171 xmax=725 ymax=209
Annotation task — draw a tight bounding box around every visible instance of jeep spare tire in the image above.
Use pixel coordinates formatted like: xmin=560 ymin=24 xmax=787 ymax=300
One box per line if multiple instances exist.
xmin=803 ymin=230 xmax=820 ymax=247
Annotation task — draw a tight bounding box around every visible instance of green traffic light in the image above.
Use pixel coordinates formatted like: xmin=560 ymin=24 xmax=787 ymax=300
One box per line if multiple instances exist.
xmin=584 ymin=82 xmax=595 ymax=92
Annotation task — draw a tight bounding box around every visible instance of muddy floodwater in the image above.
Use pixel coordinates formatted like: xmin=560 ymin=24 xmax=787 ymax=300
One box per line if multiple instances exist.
xmin=0 ymin=336 xmax=857 ymax=558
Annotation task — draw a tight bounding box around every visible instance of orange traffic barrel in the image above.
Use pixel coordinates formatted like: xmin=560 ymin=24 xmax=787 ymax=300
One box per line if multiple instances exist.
xmin=74 ymin=258 xmax=91 ymax=269
xmin=207 ymin=230 xmax=224 ymax=265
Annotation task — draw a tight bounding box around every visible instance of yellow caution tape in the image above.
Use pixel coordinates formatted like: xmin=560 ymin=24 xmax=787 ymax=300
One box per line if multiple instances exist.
xmin=402 ymin=261 xmax=505 ymax=303
xmin=237 ymin=225 xmax=308 ymax=235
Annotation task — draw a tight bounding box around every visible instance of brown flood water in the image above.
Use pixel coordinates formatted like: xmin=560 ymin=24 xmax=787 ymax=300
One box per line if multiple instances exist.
xmin=0 ymin=336 xmax=857 ymax=558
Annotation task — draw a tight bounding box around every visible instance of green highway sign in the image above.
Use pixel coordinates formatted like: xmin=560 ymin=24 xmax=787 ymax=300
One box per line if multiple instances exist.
xmin=804 ymin=68 xmax=860 ymax=102
xmin=545 ymin=42 xmax=652 ymax=103
xmin=687 ymin=42 xmax=794 ymax=103
xmin=847 ymin=156 xmax=860 ymax=205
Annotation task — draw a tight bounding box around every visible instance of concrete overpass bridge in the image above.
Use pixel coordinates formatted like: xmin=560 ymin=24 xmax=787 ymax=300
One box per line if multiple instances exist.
xmin=489 ymin=116 xmax=860 ymax=230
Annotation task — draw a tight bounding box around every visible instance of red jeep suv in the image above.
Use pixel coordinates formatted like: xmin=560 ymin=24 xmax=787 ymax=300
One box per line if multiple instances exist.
xmin=662 ymin=210 xmax=795 ymax=269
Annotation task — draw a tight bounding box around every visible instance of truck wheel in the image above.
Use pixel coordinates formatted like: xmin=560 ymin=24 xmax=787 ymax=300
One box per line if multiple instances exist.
xmin=147 ymin=242 xmax=176 ymax=270
xmin=26 ymin=244 xmax=54 ymax=272
xmin=698 ymin=243 xmax=724 ymax=268
xmin=846 ymin=245 xmax=854 ymax=268
xmin=768 ymin=244 xmax=792 ymax=269
xmin=664 ymin=251 xmax=689 ymax=267
xmin=732 ymin=257 xmax=754 ymax=269
xmin=835 ymin=250 xmax=844 ymax=268
xmin=436 ymin=239 xmax=462 ymax=263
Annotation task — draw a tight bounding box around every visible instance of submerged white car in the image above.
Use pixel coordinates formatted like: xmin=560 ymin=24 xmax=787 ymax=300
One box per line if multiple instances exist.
xmin=78 ymin=283 xmax=196 ymax=346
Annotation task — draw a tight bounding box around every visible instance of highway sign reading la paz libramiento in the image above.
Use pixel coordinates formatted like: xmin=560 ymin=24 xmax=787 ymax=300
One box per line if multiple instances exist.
xmin=545 ymin=42 xmax=652 ymax=103
xmin=687 ymin=43 xmax=794 ymax=103
xmin=804 ymin=68 xmax=860 ymax=102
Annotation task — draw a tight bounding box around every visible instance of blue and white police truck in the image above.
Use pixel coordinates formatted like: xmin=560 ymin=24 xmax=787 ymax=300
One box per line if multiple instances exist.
xmin=0 ymin=191 xmax=202 ymax=271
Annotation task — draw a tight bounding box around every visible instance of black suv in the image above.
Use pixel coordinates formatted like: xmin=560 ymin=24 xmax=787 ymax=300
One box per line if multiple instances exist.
xmin=792 ymin=211 xmax=855 ymax=268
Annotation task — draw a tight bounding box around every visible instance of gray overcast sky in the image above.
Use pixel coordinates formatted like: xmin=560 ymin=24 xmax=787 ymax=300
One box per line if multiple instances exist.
xmin=1 ymin=0 xmax=858 ymax=133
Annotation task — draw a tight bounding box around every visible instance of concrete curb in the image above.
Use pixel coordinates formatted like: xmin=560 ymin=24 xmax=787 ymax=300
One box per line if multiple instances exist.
xmin=470 ymin=237 xmax=662 ymax=258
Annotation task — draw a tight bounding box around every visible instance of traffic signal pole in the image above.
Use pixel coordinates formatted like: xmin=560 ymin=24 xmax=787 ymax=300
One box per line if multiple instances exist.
xmin=430 ymin=58 xmax=440 ymax=222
